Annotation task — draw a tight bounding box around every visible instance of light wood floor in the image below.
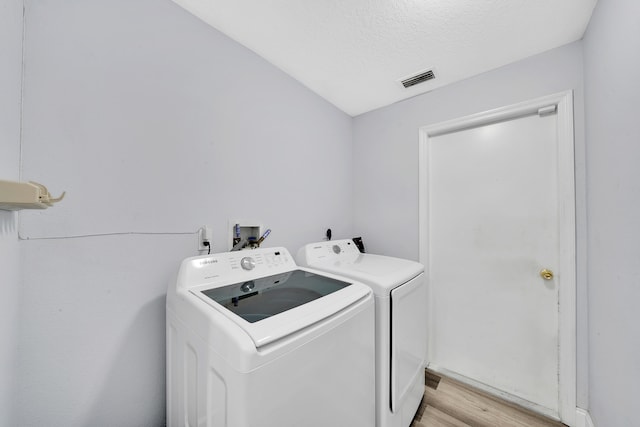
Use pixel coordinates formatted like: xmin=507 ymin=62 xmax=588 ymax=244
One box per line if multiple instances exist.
xmin=410 ymin=370 xmax=567 ymax=427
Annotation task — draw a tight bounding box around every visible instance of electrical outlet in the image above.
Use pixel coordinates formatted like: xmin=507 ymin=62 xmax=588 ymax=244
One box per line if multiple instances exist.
xmin=198 ymin=226 xmax=212 ymax=251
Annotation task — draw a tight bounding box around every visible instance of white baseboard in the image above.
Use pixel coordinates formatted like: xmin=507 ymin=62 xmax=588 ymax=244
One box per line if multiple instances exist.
xmin=576 ymin=408 xmax=595 ymax=427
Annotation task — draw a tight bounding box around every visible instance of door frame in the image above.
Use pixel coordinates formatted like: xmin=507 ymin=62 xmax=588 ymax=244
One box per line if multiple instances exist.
xmin=418 ymin=91 xmax=576 ymax=425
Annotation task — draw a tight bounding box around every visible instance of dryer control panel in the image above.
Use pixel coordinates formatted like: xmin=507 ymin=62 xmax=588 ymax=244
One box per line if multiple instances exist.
xmin=297 ymin=239 xmax=361 ymax=265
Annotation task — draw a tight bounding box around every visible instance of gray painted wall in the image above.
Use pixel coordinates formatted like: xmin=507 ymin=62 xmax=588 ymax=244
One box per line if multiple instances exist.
xmin=0 ymin=0 xmax=23 ymax=426
xmin=16 ymin=0 xmax=353 ymax=425
xmin=352 ymin=41 xmax=589 ymax=409
xmin=583 ymin=0 xmax=640 ymax=426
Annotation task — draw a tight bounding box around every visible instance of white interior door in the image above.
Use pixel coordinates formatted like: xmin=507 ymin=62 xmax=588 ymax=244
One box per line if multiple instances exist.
xmin=419 ymin=92 xmax=576 ymax=424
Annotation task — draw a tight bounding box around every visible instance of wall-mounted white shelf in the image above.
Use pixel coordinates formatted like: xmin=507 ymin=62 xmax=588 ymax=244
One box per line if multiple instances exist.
xmin=0 ymin=179 xmax=65 ymax=211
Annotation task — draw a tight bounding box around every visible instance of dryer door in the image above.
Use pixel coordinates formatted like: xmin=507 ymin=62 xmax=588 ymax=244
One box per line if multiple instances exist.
xmin=390 ymin=272 xmax=426 ymax=412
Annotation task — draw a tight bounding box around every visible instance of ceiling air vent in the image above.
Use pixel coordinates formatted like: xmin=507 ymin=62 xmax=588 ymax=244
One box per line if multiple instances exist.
xmin=400 ymin=69 xmax=435 ymax=88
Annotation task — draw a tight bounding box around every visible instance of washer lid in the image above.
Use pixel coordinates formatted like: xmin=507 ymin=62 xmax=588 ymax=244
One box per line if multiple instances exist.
xmin=191 ymin=269 xmax=371 ymax=348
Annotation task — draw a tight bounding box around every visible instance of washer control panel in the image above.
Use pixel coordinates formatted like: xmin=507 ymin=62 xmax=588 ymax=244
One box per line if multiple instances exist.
xmin=181 ymin=247 xmax=296 ymax=289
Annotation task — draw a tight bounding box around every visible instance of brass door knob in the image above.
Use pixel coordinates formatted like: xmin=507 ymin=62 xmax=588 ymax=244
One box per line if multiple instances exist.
xmin=540 ymin=269 xmax=554 ymax=280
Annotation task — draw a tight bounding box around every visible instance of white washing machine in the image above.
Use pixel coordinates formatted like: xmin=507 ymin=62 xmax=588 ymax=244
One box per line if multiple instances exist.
xmin=298 ymin=239 xmax=426 ymax=427
xmin=167 ymin=246 xmax=375 ymax=427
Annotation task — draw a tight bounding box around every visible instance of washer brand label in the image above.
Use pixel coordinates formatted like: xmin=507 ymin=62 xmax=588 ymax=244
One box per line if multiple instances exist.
xmin=199 ymin=259 xmax=218 ymax=266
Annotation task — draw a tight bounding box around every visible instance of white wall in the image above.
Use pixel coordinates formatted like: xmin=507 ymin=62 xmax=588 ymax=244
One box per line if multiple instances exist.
xmin=583 ymin=1 xmax=640 ymax=426
xmin=16 ymin=0 xmax=353 ymax=425
xmin=0 ymin=1 xmax=23 ymax=426
xmin=352 ymin=42 xmax=589 ymax=408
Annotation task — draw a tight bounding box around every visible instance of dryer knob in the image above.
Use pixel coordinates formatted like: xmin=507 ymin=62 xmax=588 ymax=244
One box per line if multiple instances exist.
xmin=332 ymin=245 xmax=341 ymax=254
xmin=240 ymin=257 xmax=256 ymax=271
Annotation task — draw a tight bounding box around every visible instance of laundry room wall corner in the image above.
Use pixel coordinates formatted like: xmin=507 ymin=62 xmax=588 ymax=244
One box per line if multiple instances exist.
xmin=15 ymin=0 xmax=354 ymax=425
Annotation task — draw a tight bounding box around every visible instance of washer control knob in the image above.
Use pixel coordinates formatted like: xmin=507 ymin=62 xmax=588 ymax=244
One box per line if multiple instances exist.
xmin=332 ymin=245 xmax=341 ymax=254
xmin=240 ymin=257 xmax=256 ymax=271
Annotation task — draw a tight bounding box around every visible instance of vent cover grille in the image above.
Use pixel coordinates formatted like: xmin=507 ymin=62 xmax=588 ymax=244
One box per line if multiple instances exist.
xmin=401 ymin=70 xmax=435 ymax=88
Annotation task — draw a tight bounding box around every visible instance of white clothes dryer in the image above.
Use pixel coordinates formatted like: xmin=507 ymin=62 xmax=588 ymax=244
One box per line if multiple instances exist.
xmin=298 ymin=239 xmax=427 ymax=427
xmin=167 ymin=246 xmax=375 ymax=427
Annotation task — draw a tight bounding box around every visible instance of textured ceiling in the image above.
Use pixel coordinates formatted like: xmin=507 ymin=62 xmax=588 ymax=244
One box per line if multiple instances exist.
xmin=171 ymin=0 xmax=598 ymax=116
